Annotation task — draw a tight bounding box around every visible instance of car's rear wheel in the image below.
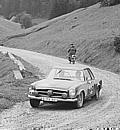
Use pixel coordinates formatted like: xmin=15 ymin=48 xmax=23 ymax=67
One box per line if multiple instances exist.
xmin=94 ymin=88 xmax=100 ymax=100
xmin=75 ymin=92 xmax=84 ymax=108
xmin=30 ymin=99 xmax=40 ymax=108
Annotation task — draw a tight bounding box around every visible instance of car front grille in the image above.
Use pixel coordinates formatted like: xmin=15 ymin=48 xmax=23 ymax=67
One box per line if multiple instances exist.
xmin=36 ymin=89 xmax=68 ymax=98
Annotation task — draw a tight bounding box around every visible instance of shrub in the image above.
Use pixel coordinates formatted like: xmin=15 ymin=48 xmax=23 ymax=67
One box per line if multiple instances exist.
xmin=100 ymin=0 xmax=120 ymax=7
xmin=114 ymin=36 xmax=120 ymax=53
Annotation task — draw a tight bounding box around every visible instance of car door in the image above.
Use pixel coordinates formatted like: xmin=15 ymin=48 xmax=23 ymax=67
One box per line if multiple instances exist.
xmin=84 ymin=69 xmax=95 ymax=97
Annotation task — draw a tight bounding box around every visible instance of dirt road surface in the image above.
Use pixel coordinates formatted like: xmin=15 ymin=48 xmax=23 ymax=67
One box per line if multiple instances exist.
xmin=0 ymin=46 xmax=120 ymax=130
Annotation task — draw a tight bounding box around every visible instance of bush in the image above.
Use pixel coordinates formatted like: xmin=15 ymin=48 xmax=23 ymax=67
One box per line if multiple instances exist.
xmin=100 ymin=0 xmax=120 ymax=7
xmin=50 ymin=0 xmax=68 ymax=18
xmin=114 ymin=36 xmax=120 ymax=53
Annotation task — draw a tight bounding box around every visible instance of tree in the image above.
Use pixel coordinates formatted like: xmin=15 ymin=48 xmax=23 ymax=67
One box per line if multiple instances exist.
xmin=100 ymin=0 xmax=120 ymax=7
xmin=50 ymin=0 xmax=68 ymax=18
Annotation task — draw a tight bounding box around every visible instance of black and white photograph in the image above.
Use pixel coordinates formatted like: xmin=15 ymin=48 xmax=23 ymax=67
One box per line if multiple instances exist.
xmin=0 ymin=0 xmax=120 ymax=129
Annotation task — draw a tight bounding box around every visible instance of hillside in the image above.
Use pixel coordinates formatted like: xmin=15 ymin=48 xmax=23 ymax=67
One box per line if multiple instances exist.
xmin=0 ymin=17 xmax=21 ymax=40
xmin=0 ymin=52 xmax=42 ymax=112
xmin=2 ymin=3 xmax=120 ymax=74
xmin=0 ymin=0 xmax=99 ymax=19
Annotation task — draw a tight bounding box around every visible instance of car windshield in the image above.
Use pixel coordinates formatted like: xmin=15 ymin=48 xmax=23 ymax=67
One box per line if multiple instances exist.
xmin=53 ymin=68 xmax=84 ymax=81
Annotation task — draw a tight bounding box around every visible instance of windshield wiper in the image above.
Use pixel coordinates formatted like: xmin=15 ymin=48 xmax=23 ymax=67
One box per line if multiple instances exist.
xmin=56 ymin=70 xmax=62 ymax=75
xmin=54 ymin=78 xmax=72 ymax=81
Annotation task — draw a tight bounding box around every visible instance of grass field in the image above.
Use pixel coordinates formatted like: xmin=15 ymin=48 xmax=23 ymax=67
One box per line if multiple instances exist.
xmin=0 ymin=52 xmax=43 ymax=112
xmin=3 ymin=3 xmax=120 ymax=75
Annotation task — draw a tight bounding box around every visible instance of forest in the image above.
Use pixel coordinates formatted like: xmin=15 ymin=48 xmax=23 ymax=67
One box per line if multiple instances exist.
xmin=0 ymin=0 xmax=99 ymax=19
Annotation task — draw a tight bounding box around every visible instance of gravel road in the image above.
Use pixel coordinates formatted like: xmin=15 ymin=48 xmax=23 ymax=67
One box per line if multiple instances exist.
xmin=0 ymin=46 xmax=120 ymax=130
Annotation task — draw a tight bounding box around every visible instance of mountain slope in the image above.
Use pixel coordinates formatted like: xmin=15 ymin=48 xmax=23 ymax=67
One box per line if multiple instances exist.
xmin=0 ymin=17 xmax=21 ymax=40
xmin=3 ymin=3 xmax=120 ymax=74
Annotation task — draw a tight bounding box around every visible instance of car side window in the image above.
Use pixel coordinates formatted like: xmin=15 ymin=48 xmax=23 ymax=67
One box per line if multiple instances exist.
xmin=84 ymin=69 xmax=91 ymax=81
xmin=88 ymin=69 xmax=95 ymax=80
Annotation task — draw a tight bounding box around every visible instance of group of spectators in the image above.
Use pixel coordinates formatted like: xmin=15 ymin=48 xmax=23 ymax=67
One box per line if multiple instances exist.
xmin=9 ymin=11 xmax=32 ymax=29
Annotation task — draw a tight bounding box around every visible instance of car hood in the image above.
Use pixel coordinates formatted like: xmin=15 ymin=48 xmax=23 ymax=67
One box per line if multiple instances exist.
xmin=31 ymin=79 xmax=83 ymax=90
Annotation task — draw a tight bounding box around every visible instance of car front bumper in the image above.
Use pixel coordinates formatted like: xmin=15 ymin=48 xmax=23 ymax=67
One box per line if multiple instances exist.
xmin=28 ymin=94 xmax=77 ymax=102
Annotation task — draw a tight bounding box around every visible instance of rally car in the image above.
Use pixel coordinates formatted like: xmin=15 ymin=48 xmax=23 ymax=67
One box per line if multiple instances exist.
xmin=28 ymin=66 xmax=102 ymax=108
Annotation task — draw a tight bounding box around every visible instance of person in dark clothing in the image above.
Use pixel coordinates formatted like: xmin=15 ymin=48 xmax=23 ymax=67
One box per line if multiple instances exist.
xmin=67 ymin=44 xmax=77 ymax=63
xmin=68 ymin=44 xmax=76 ymax=56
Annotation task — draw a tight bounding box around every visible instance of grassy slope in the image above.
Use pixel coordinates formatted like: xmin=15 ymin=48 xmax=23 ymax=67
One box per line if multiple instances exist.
xmin=3 ymin=3 xmax=120 ymax=74
xmin=0 ymin=17 xmax=21 ymax=40
xmin=32 ymin=18 xmax=48 ymax=25
xmin=0 ymin=53 xmax=42 ymax=112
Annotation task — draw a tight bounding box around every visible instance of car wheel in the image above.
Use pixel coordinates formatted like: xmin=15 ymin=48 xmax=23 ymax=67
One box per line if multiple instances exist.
xmin=30 ymin=99 xmax=40 ymax=108
xmin=94 ymin=88 xmax=100 ymax=100
xmin=73 ymin=61 xmax=75 ymax=64
xmin=75 ymin=92 xmax=84 ymax=108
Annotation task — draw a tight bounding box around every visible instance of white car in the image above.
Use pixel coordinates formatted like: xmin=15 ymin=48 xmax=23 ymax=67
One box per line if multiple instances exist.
xmin=28 ymin=66 xmax=102 ymax=108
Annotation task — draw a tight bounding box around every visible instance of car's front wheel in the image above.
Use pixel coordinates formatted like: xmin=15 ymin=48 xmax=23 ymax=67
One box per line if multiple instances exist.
xmin=73 ymin=61 xmax=75 ymax=64
xmin=75 ymin=92 xmax=84 ymax=108
xmin=30 ymin=99 xmax=40 ymax=108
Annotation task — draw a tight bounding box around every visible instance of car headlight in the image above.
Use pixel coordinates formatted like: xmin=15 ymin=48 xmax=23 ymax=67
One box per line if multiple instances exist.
xmin=29 ymin=86 xmax=36 ymax=94
xmin=69 ymin=89 xmax=76 ymax=98
xmin=29 ymin=87 xmax=38 ymax=96
xmin=62 ymin=93 xmax=68 ymax=99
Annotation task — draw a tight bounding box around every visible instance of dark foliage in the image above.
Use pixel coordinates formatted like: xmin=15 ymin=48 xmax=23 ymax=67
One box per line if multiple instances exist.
xmin=50 ymin=0 xmax=68 ymax=18
xmin=114 ymin=36 xmax=120 ymax=53
xmin=0 ymin=0 xmax=100 ymax=19
xmin=100 ymin=0 xmax=120 ymax=7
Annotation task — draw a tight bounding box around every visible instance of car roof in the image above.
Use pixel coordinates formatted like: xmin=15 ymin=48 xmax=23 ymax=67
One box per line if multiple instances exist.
xmin=53 ymin=65 xmax=90 ymax=71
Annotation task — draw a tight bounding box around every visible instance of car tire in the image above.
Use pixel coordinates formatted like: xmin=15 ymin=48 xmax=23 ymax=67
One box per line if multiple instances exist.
xmin=75 ymin=92 xmax=84 ymax=108
xmin=94 ymin=88 xmax=100 ymax=100
xmin=30 ymin=99 xmax=40 ymax=108
xmin=73 ymin=61 xmax=75 ymax=64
